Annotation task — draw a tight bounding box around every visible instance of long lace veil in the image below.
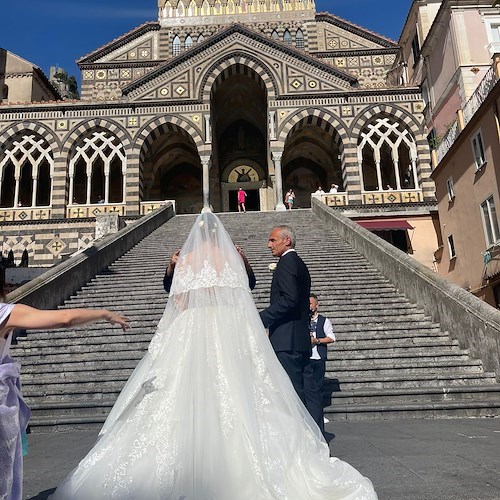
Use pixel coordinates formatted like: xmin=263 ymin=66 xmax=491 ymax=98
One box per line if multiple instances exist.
xmin=51 ymin=211 xmax=377 ymax=500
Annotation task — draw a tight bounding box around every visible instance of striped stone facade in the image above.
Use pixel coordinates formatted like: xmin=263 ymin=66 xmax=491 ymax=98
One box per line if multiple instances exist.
xmin=0 ymin=3 xmax=433 ymax=266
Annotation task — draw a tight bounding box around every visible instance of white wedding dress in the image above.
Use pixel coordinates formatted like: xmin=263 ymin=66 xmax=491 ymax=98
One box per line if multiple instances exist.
xmin=51 ymin=213 xmax=377 ymax=500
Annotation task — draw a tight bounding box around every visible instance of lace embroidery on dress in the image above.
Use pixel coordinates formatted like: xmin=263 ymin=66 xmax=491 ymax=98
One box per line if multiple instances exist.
xmin=170 ymin=260 xmax=248 ymax=295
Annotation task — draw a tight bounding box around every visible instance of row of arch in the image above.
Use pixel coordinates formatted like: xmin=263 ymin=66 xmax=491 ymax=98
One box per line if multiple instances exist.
xmin=0 ymin=113 xmax=421 ymax=211
xmin=160 ymin=0 xmax=314 ymax=18
xmin=171 ymin=28 xmax=304 ymax=55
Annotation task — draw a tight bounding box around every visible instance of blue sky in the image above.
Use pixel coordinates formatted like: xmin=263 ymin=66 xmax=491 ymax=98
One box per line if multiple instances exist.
xmin=1 ymin=0 xmax=412 ymax=85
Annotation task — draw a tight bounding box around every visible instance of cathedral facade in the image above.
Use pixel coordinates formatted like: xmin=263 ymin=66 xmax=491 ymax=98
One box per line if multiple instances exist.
xmin=0 ymin=0 xmax=433 ymax=266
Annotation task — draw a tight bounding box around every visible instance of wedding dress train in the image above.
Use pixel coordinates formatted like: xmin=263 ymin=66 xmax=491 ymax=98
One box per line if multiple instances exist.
xmin=51 ymin=213 xmax=377 ymax=500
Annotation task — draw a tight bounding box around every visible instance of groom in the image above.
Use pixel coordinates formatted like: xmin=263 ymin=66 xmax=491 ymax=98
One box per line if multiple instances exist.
xmin=260 ymin=225 xmax=322 ymax=430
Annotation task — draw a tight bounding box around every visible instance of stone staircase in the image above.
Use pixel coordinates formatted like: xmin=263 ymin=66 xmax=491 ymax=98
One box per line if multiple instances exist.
xmin=11 ymin=210 xmax=500 ymax=430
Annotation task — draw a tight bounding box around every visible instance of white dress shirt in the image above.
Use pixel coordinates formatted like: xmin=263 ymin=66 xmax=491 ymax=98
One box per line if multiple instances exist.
xmin=310 ymin=314 xmax=335 ymax=360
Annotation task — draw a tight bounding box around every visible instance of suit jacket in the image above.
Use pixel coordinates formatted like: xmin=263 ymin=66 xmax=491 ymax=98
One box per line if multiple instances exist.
xmin=260 ymin=251 xmax=311 ymax=354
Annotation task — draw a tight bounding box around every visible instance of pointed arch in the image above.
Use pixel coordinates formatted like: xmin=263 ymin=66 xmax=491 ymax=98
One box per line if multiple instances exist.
xmin=295 ymin=28 xmax=304 ymax=49
xmin=177 ymin=0 xmax=185 ymax=16
xmin=162 ymin=1 xmax=173 ymax=17
xmin=187 ymin=0 xmax=196 ymax=16
xmin=271 ymin=29 xmax=280 ymax=40
xmin=185 ymin=34 xmax=193 ymax=50
xmin=283 ymin=29 xmax=292 ymax=45
xmin=172 ymin=34 xmax=181 ymax=56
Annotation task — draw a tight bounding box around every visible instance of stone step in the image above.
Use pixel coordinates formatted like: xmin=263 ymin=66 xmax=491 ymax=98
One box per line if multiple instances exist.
xmin=13 ymin=335 xmax=460 ymax=354
xmin=25 ymin=385 xmax=500 ymax=411
xmin=323 ymin=371 xmax=498 ymax=390
xmin=14 ymin=343 xmax=467 ymax=362
xmin=19 ymin=357 xmax=484 ymax=377
xmin=14 ymin=209 xmax=500 ymax=428
xmin=20 ymin=370 xmax=498 ymax=397
xmin=324 ymin=400 xmax=500 ymax=420
xmin=13 ymin=329 xmax=448 ymax=350
xmin=327 ymin=385 xmax=500 ymax=405
xmin=25 ymin=396 xmax=500 ymax=430
xmin=326 ymin=359 xmax=484 ymax=376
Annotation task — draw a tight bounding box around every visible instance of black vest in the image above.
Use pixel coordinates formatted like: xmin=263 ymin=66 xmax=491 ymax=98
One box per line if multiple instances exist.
xmin=311 ymin=315 xmax=328 ymax=360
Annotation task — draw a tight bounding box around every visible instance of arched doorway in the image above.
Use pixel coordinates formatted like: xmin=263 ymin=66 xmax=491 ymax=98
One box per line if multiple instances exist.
xmin=221 ymin=163 xmax=264 ymax=212
xmin=210 ymin=64 xmax=269 ymax=211
xmin=282 ymin=118 xmax=343 ymax=208
xmin=141 ymin=125 xmax=202 ymax=214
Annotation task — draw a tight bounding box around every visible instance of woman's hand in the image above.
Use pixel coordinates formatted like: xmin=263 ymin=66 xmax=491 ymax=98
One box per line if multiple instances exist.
xmin=104 ymin=311 xmax=130 ymax=331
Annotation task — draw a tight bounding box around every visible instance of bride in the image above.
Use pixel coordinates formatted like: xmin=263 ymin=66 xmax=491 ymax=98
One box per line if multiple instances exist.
xmin=51 ymin=212 xmax=377 ymax=499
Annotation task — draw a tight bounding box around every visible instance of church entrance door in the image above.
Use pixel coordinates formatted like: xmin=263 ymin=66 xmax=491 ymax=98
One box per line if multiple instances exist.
xmin=228 ymin=188 xmax=260 ymax=212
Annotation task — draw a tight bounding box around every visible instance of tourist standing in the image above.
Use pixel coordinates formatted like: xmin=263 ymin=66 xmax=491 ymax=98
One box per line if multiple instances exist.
xmin=237 ymin=187 xmax=247 ymax=213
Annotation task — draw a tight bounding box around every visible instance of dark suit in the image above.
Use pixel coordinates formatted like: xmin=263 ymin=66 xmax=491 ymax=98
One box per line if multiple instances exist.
xmin=260 ymin=250 xmax=312 ymax=409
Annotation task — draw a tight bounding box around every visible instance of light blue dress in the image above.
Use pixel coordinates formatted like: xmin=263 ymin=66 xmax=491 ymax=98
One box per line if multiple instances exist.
xmin=0 ymin=303 xmax=31 ymax=500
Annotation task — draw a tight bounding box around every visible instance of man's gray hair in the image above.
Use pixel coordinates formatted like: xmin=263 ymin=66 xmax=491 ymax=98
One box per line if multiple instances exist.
xmin=274 ymin=225 xmax=296 ymax=247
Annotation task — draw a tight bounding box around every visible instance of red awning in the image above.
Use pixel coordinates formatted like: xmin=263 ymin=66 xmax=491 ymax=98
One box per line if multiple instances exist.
xmin=357 ymin=220 xmax=414 ymax=231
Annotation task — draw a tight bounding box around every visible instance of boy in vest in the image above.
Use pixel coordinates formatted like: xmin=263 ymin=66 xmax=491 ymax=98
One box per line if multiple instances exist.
xmin=304 ymin=293 xmax=336 ymax=434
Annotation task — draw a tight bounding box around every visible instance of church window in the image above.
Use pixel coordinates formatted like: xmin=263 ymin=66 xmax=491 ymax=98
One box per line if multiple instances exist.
xmin=197 ymin=34 xmax=205 ymax=44
xmin=187 ymin=1 xmax=196 ymax=16
xmin=68 ymin=130 xmax=126 ymax=205
xmin=283 ymin=29 xmax=292 ymax=45
xmin=295 ymin=29 xmax=304 ymax=49
xmin=1 ymin=84 xmax=8 ymax=101
xmin=173 ymin=35 xmax=181 ymax=56
xmin=227 ymin=0 xmax=235 ymax=14
xmin=358 ymin=117 xmax=418 ymax=192
xmin=177 ymin=0 xmax=185 ymax=16
xmin=162 ymin=1 xmax=173 ymax=18
xmin=185 ymin=35 xmax=193 ymax=50
xmin=202 ymin=0 xmax=210 ymax=15
xmin=0 ymin=132 xmax=54 ymax=208
xmin=271 ymin=29 xmax=279 ymax=40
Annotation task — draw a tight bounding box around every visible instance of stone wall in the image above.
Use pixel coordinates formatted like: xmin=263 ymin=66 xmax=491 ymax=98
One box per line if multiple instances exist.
xmin=312 ymin=197 xmax=500 ymax=379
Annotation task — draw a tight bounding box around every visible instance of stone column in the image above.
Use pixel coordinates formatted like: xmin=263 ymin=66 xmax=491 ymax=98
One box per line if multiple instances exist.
xmin=68 ymin=174 xmax=74 ymax=205
xmin=86 ymin=170 xmax=92 ymax=205
xmin=31 ymin=177 xmax=38 ymax=207
xmin=13 ymin=176 xmax=20 ymax=208
xmin=269 ymin=111 xmax=277 ymax=141
xmin=393 ymin=158 xmax=402 ymax=190
xmin=411 ymin=158 xmax=419 ymax=188
xmin=204 ymin=115 xmax=212 ymax=144
xmin=104 ymin=173 xmax=110 ymax=204
xmin=375 ymin=160 xmax=383 ymax=191
xmin=201 ymin=155 xmax=211 ymax=213
xmin=272 ymin=152 xmax=286 ymax=211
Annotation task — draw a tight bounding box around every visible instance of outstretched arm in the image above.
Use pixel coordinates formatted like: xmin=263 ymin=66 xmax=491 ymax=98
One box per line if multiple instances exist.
xmin=4 ymin=304 xmax=130 ymax=335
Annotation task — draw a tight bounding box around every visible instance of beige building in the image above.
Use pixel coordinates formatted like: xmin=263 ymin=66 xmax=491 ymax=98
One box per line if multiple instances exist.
xmin=431 ymin=58 xmax=500 ymax=307
xmin=0 ymin=48 xmax=60 ymax=104
xmin=0 ymin=0 xmax=436 ymax=268
xmin=397 ymin=0 xmax=500 ymax=147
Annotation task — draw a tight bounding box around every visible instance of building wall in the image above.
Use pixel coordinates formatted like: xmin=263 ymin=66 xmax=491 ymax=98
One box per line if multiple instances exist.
xmin=406 ymin=214 xmax=440 ymax=270
xmin=0 ymin=50 xmax=59 ymax=103
xmin=433 ymin=91 xmax=500 ymax=305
